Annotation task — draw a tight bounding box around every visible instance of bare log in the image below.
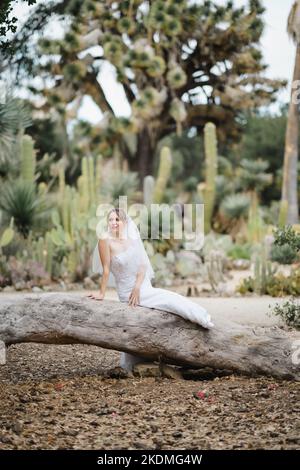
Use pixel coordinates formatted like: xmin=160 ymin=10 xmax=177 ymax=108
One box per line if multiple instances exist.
xmin=0 ymin=292 xmax=299 ymax=380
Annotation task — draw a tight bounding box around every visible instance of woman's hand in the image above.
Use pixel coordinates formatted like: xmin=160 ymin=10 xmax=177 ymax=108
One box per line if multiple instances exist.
xmin=86 ymin=292 xmax=104 ymax=301
xmin=129 ymin=286 xmax=140 ymax=307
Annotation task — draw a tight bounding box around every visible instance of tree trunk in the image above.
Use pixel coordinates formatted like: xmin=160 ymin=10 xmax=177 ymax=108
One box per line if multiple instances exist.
xmin=0 ymin=293 xmax=299 ymax=381
xmin=281 ymin=43 xmax=300 ymax=224
xmin=132 ymin=127 xmax=155 ymax=184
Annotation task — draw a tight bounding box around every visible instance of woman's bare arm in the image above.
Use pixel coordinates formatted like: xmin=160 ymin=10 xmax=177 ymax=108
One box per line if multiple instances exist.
xmin=98 ymin=238 xmax=111 ymax=298
xmin=129 ymin=263 xmax=147 ymax=307
xmin=87 ymin=238 xmax=111 ymax=300
xmin=134 ymin=263 xmax=147 ymax=289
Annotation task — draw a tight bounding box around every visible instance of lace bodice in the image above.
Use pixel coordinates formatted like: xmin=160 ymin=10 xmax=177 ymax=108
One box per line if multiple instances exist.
xmin=110 ymin=239 xmax=151 ymax=301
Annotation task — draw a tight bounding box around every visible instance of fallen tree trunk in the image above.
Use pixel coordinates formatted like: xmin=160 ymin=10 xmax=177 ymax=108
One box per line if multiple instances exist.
xmin=0 ymin=292 xmax=299 ymax=380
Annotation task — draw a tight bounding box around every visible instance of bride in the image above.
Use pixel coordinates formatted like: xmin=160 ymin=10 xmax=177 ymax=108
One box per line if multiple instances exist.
xmin=87 ymin=207 xmax=214 ymax=372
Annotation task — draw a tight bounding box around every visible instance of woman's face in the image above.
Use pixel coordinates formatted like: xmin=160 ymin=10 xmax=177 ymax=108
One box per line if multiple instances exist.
xmin=108 ymin=211 xmax=126 ymax=237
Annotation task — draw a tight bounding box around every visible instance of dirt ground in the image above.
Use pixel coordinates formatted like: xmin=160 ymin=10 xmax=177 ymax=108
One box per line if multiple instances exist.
xmin=0 ymin=286 xmax=299 ymax=450
xmin=0 ymin=340 xmax=299 ymax=450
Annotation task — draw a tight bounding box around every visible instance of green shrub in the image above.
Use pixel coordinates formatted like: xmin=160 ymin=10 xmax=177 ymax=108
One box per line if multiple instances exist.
xmin=227 ymin=243 xmax=252 ymax=260
xmin=273 ymin=225 xmax=300 ymax=252
xmin=270 ymin=243 xmax=299 ymax=264
xmin=238 ymin=268 xmax=300 ymax=297
xmin=270 ymin=298 xmax=300 ymax=329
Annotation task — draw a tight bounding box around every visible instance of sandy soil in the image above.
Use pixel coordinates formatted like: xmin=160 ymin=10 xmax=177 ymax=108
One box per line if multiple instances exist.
xmin=1 ymin=289 xmax=299 ymax=450
xmin=0 ymin=342 xmax=299 ymax=450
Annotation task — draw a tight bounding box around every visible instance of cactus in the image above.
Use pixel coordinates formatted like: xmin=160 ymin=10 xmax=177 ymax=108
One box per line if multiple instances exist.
xmin=36 ymin=236 xmax=45 ymax=266
xmin=45 ymin=231 xmax=54 ymax=276
xmin=143 ymin=175 xmax=155 ymax=206
xmin=206 ymin=249 xmax=227 ymax=293
xmin=153 ymin=146 xmax=172 ymax=203
xmin=253 ymin=243 xmax=277 ymax=295
xmin=88 ymin=155 xmax=96 ymax=206
xmin=95 ymin=154 xmax=102 ymax=204
xmin=0 ymin=226 xmax=14 ymax=249
xmin=62 ymin=185 xmax=71 ymax=235
xmin=0 ymin=217 xmax=15 ymax=254
xmin=58 ymin=166 xmax=65 ymax=198
xmin=67 ymin=250 xmax=78 ymax=281
xmin=198 ymin=122 xmax=218 ymax=234
xmin=278 ymin=200 xmax=288 ymax=228
xmin=38 ymin=182 xmax=48 ymax=196
xmin=20 ymin=135 xmax=36 ymax=183
xmin=81 ymin=156 xmax=90 ymax=211
xmin=247 ymin=191 xmax=265 ymax=243
xmin=79 ymin=155 xmax=99 ymax=210
xmin=169 ymin=97 xmax=187 ymax=136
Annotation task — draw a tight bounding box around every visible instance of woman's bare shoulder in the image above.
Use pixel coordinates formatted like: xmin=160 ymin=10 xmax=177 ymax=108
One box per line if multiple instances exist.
xmin=97 ymin=233 xmax=111 ymax=248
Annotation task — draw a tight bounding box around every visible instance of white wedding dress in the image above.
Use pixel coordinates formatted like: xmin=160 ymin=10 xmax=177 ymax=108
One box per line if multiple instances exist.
xmin=110 ymin=239 xmax=214 ymax=372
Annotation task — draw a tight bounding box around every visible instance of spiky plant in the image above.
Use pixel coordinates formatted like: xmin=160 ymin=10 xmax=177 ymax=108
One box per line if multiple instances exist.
xmin=237 ymin=158 xmax=273 ymax=194
xmin=220 ymin=193 xmax=251 ymax=220
xmin=101 ymin=170 xmax=139 ymax=203
xmin=0 ymin=180 xmax=52 ymax=237
xmin=0 ymin=94 xmax=31 ymax=165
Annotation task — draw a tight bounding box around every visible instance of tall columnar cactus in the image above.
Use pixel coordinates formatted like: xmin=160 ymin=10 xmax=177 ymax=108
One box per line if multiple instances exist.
xmin=20 ymin=135 xmax=36 ymax=183
xmin=95 ymin=154 xmax=102 ymax=204
xmin=253 ymin=243 xmax=277 ymax=295
xmin=143 ymin=175 xmax=155 ymax=206
xmin=67 ymin=250 xmax=78 ymax=281
xmin=45 ymin=231 xmax=54 ymax=276
xmin=58 ymin=166 xmax=65 ymax=199
xmin=153 ymin=146 xmax=172 ymax=204
xmin=62 ymin=185 xmax=70 ymax=235
xmin=278 ymin=200 xmax=288 ymax=228
xmin=0 ymin=223 xmax=14 ymax=252
xmin=88 ymin=155 xmax=96 ymax=206
xmin=36 ymin=236 xmax=45 ymax=266
xmin=199 ymin=122 xmax=218 ymax=234
xmin=38 ymin=182 xmax=47 ymax=196
xmin=247 ymin=191 xmax=265 ymax=243
xmin=81 ymin=156 xmax=90 ymax=211
xmin=205 ymin=249 xmax=227 ymax=293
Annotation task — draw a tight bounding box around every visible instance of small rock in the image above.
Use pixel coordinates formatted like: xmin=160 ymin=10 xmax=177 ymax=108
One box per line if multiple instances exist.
xmin=14 ymin=281 xmax=27 ymax=291
xmin=32 ymin=286 xmax=43 ymax=293
xmin=172 ymin=431 xmax=183 ymax=438
xmin=161 ymin=365 xmax=183 ymax=380
xmin=12 ymin=421 xmax=23 ymax=434
xmin=3 ymin=285 xmax=15 ymax=292
xmin=83 ymin=277 xmax=97 ymax=290
xmin=133 ymin=363 xmax=161 ymax=378
xmin=286 ymin=436 xmax=299 ymax=444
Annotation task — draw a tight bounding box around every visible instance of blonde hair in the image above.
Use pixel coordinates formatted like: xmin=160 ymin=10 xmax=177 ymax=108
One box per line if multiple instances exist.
xmin=107 ymin=207 xmax=127 ymax=223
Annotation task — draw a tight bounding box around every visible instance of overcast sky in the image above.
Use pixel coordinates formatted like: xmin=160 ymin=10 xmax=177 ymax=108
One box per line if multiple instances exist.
xmin=9 ymin=0 xmax=296 ymax=122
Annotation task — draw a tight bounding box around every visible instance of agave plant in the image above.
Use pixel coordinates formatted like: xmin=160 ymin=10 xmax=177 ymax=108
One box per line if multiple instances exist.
xmin=237 ymin=158 xmax=273 ymax=194
xmin=101 ymin=170 xmax=139 ymax=204
xmin=219 ymin=193 xmax=251 ymax=240
xmin=0 ymin=93 xmax=31 ymax=166
xmin=0 ymin=179 xmax=53 ymax=237
xmin=220 ymin=193 xmax=251 ymax=220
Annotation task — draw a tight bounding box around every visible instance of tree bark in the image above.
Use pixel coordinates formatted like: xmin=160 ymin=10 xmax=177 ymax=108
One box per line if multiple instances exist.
xmin=281 ymin=43 xmax=300 ymax=224
xmin=133 ymin=127 xmax=154 ymax=183
xmin=0 ymin=293 xmax=299 ymax=381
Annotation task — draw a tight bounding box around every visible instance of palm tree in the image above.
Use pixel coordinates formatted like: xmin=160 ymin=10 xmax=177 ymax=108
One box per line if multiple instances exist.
xmin=281 ymin=1 xmax=300 ymax=224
